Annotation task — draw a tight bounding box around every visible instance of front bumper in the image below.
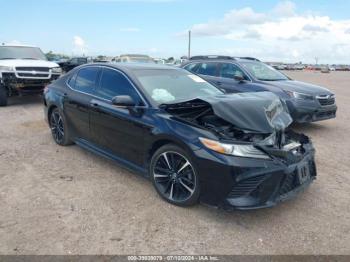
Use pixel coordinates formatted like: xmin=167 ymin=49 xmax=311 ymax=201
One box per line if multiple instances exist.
xmin=1 ymin=72 xmax=60 ymax=95
xmin=193 ymin=143 xmax=316 ymax=210
xmin=286 ymin=99 xmax=337 ymax=123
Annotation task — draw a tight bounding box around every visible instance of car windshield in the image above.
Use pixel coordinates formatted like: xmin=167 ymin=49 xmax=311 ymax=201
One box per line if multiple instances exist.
xmin=0 ymin=46 xmax=47 ymax=60
xmin=133 ymin=69 xmax=223 ymax=105
xmin=241 ymin=61 xmax=289 ymax=81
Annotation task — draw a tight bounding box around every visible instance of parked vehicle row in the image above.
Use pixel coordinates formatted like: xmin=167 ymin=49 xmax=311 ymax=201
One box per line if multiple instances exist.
xmin=44 ymin=63 xmax=317 ymax=209
xmin=57 ymin=57 xmax=91 ymax=73
xmin=181 ymin=56 xmax=337 ymax=123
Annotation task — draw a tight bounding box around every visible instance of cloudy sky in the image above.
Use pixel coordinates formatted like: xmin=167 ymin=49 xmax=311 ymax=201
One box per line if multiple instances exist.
xmin=1 ymin=0 xmax=350 ymax=63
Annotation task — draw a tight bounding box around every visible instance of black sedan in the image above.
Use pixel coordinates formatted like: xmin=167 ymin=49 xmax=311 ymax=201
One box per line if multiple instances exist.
xmin=182 ymin=56 xmax=337 ymax=123
xmin=43 ymin=63 xmax=316 ymax=210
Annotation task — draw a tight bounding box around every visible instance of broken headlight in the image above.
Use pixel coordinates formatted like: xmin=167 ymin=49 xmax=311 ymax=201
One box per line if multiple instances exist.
xmin=0 ymin=66 xmax=14 ymax=72
xmin=286 ymin=91 xmax=314 ymax=100
xmin=199 ymin=137 xmax=270 ymax=159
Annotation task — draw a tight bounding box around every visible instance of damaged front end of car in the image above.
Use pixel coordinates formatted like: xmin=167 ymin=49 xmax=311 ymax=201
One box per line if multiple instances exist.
xmin=161 ymin=92 xmax=317 ymax=209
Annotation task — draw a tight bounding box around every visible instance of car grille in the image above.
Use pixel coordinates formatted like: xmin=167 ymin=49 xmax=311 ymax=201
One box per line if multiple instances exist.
xmin=15 ymin=67 xmax=50 ymax=72
xmin=17 ymin=73 xmax=49 ymax=77
xmin=279 ymin=172 xmax=298 ymax=196
xmin=316 ymin=110 xmax=336 ymax=118
xmin=228 ymin=174 xmax=267 ymax=198
xmin=317 ymin=95 xmax=335 ymax=106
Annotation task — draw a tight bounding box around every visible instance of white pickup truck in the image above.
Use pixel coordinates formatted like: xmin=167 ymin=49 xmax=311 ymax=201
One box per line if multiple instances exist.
xmin=0 ymin=45 xmax=62 ymax=106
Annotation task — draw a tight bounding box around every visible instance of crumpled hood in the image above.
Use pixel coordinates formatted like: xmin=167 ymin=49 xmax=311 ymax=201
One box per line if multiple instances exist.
xmin=263 ymin=80 xmax=333 ymax=96
xmin=199 ymin=92 xmax=293 ymax=133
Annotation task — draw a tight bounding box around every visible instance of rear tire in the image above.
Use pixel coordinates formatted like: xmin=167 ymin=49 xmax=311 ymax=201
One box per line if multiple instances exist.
xmin=0 ymin=84 xmax=8 ymax=107
xmin=49 ymin=108 xmax=73 ymax=146
xmin=150 ymin=144 xmax=200 ymax=207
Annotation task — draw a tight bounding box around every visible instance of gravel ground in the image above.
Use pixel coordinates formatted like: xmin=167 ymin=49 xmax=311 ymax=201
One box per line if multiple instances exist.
xmin=0 ymin=71 xmax=349 ymax=255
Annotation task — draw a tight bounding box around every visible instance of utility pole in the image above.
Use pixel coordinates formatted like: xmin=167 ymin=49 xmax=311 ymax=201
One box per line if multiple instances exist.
xmin=315 ymin=57 xmax=319 ymax=65
xmin=188 ymin=30 xmax=191 ymax=59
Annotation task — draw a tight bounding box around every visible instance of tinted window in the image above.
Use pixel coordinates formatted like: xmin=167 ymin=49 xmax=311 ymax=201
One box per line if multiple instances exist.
xmin=74 ymin=67 xmax=99 ymax=93
xmin=183 ymin=63 xmax=198 ymax=73
xmin=196 ymin=63 xmax=218 ymax=76
xmin=97 ymin=68 xmax=141 ymax=102
xmin=68 ymin=73 xmax=77 ymax=87
xmin=219 ymin=63 xmax=249 ymax=80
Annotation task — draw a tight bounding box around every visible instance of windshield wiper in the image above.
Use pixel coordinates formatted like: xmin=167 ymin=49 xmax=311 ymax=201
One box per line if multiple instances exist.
xmin=21 ymin=58 xmax=39 ymax=60
xmin=0 ymin=58 xmax=16 ymax=60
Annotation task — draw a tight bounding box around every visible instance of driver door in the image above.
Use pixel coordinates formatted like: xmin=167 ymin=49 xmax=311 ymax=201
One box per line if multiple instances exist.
xmin=89 ymin=67 xmax=148 ymax=166
xmin=216 ymin=63 xmax=251 ymax=93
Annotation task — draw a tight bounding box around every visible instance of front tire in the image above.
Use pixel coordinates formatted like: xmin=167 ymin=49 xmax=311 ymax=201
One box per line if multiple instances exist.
xmin=150 ymin=144 xmax=200 ymax=206
xmin=0 ymin=84 xmax=8 ymax=107
xmin=49 ymin=108 xmax=72 ymax=146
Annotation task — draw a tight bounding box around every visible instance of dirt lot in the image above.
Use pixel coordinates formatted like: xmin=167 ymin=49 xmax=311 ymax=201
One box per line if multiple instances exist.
xmin=0 ymin=71 xmax=349 ymax=255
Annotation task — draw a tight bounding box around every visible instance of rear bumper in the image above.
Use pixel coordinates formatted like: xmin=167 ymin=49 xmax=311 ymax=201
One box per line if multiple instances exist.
xmin=194 ymin=143 xmax=316 ymax=210
xmin=286 ymin=99 xmax=337 ymax=123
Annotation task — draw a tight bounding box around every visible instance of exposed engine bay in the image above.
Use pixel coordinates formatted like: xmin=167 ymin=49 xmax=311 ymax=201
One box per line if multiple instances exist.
xmin=161 ymin=92 xmax=312 ymax=162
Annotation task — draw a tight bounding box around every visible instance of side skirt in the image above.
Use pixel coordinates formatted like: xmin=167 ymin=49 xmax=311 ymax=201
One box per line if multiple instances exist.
xmin=74 ymin=138 xmax=149 ymax=178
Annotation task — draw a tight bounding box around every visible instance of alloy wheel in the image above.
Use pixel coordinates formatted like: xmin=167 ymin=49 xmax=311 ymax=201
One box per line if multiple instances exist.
xmin=50 ymin=110 xmax=65 ymax=144
xmin=153 ymin=151 xmax=196 ymax=203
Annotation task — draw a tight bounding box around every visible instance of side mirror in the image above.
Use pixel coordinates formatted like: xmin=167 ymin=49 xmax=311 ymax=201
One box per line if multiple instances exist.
xmin=233 ymin=75 xmax=245 ymax=82
xmin=112 ymin=95 xmax=136 ymax=107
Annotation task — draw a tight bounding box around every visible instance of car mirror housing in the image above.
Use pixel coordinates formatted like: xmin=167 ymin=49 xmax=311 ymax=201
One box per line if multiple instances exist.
xmin=112 ymin=95 xmax=136 ymax=107
xmin=233 ymin=75 xmax=245 ymax=82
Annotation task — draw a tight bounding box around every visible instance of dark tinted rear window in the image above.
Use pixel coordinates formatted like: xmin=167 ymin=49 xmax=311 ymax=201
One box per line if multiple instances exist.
xmin=74 ymin=67 xmax=99 ymax=93
xmin=196 ymin=63 xmax=218 ymax=76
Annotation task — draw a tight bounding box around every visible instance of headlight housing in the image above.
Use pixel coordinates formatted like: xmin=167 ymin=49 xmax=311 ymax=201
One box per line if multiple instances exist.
xmin=286 ymin=91 xmax=314 ymax=100
xmin=51 ymin=67 xmax=62 ymax=74
xmin=199 ymin=137 xmax=270 ymax=159
xmin=0 ymin=66 xmax=14 ymax=72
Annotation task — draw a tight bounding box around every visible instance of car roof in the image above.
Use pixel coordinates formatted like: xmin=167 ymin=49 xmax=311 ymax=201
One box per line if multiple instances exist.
xmin=92 ymin=62 xmax=180 ymax=71
xmin=184 ymin=56 xmax=260 ymax=64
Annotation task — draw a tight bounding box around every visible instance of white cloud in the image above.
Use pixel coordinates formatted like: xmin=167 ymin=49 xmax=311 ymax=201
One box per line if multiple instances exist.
xmin=272 ymin=1 xmax=296 ymax=17
xmin=5 ymin=40 xmax=23 ymax=45
xmin=73 ymin=36 xmax=87 ymax=54
xmin=149 ymin=47 xmax=158 ymax=53
xmin=182 ymin=1 xmax=350 ymax=63
xmin=120 ymin=27 xmax=140 ymax=32
xmin=302 ymin=24 xmax=329 ymax=33
xmin=186 ymin=7 xmax=267 ymax=37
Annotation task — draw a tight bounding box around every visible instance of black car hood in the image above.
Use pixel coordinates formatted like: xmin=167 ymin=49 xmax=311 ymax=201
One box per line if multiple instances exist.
xmin=164 ymin=92 xmax=293 ymax=134
xmin=263 ymin=80 xmax=333 ymax=96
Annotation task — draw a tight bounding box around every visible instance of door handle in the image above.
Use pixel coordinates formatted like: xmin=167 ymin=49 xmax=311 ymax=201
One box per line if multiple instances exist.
xmin=90 ymin=102 xmax=100 ymax=107
xmin=216 ymin=81 xmax=222 ymax=86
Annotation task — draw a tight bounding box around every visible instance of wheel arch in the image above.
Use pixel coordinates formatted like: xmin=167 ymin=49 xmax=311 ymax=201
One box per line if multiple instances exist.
xmin=146 ymin=135 xmax=195 ymax=171
xmin=47 ymin=104 xmax=58 ymax=124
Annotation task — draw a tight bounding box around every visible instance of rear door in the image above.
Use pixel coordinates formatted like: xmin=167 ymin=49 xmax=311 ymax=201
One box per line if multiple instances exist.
xmin=64 ymin=66 xmax=100 ymax=140
xmin=194 ymin=62 xmax=221 ymax=85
